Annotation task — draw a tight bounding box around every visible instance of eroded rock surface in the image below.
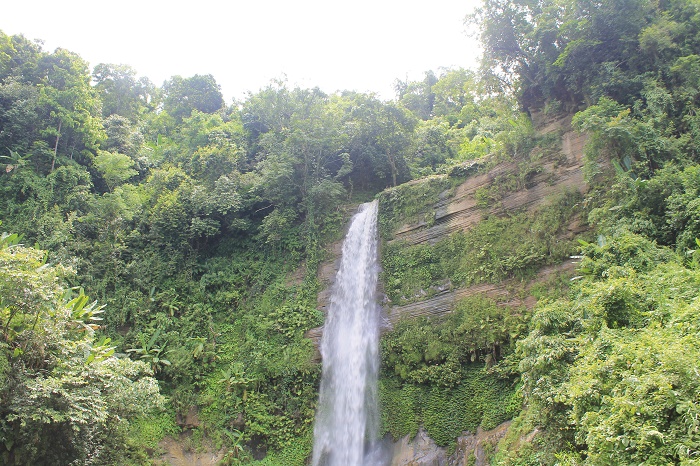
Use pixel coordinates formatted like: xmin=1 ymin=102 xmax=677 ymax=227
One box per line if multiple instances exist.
xmin=449 ymin=422 xmax=512 ymax=466
xmin=388 ymin=421 xmax=512 ymax=466
xmin=390 ymin=128 xmax=586 ymax=246
xmin=157 ymin=435 xmax=224 ymax=466
xmin=307 ymin=117 xmax=587 ymax=347
xmin=390 ymin=429 xmax=446 ymax=466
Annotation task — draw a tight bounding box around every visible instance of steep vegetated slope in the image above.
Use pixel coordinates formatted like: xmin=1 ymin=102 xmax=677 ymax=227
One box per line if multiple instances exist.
xmin=305 ymin=111 xmax=588 ymax=462
xmin=315 ymin=0 xmax=700 ymax=462
xmin=0 ymin=29 xmax=523 ymax=464
xmin=471 ymin=0 xmax=700 ymax=464
xmin=372 ymin=113 xmax=590 ymax=459
xmin=0 ymin=0 xmax=700 ymax=463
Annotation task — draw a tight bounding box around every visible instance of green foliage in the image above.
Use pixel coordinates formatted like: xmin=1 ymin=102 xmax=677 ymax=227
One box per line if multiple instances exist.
xmin=1 ymin=0 xmax=698 ymax=459
xmin=472 ymin=147 xmax=551 ymax=209
xmin=586 ymin=164 xmax=700 ymax=256
xmin=248 ymin=428 xmax=313 ymax=466
xmin=126 ymin=328 xmax=172 ymax=373
xmin=127 ymin=410 xmax=180 ymax=452
xmin=162 ymin=74 xmax=224 ymax=122
xmin=379 ymin=363 xmax=520 ymax=447
xmin=491 ymin=409 xmax=553 ymax=466
xmin=93 ymin=149 xmax=137 ymax=191
xmin=407 ymin=119 xmax=455 ymax=174
xmin=192 ymin=244 xmax=322 ymax=456
xmin=92 ymin=63 xmax=154 ymax=121
xmin=0 ymin=240 xmax=164 ymax=465
xmin=473 ymin=0 xmax=700 ymax=115
xmin=397 ymin=67 xmax=524 ymax=170
xmin=382 ymin=191 xmax=581 ymax=304
xmin=379 ymin=295 xmax=523 ymax=447
xmin=378 ymin=379 xmax=422 ymax=440
xmin=512 ymin=231 xmax=700 ymax=463
xmin=577 ymin=230 xmax=678 ymax=277
xmin=376 ymin=174 xmax=456 ymax=238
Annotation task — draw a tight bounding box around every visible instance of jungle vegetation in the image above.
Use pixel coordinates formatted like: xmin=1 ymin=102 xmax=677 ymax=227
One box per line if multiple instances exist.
xmin=0 ymin=0 xmax=699 ymax=463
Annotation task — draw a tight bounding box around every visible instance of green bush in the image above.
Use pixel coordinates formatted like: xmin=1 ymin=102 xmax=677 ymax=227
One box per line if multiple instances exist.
xmin=379 ymin=296 xmax=522 ymax=448
xmin=378 ymin=364 xmax=520 ymax=447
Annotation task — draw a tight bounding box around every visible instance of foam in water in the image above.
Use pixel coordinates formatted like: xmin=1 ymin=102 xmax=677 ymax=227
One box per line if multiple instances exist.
xmin=311 ymin=200 xmax=386 ymax=466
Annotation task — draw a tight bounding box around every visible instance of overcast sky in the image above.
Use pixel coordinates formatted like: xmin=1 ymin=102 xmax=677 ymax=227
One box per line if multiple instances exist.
xmin=2 ymin=0 xmax=482 ymax=102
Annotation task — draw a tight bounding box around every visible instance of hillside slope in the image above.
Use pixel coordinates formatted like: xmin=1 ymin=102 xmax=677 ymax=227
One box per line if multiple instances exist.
xmin=306 ymin=114 xmax=591 ymax=463
xmin=308 ymin=114 xmax=587 ymax=344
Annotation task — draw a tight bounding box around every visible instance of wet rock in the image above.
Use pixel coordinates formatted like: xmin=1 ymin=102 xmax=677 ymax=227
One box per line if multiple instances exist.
xmin=449 ymin=421 xmax=511 ymax=466
xmin=391 ymin=429 xmax=447 ymax=466
xmin=387 ymin=421 xmax=513 ymax=466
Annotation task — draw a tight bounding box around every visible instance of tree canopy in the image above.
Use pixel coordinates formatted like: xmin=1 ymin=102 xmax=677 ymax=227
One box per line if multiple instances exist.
xmin=0 ymin=0 xmax=699 ymax=461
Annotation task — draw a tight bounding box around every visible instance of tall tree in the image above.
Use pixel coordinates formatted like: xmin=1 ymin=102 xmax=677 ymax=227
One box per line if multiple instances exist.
xmin=92 ymin=63 xmax=154 ymax=121
xmin=471 ymin=0 xmax=660 ymax=111
xmin=396 ymin=71 xmax=438 ymax=120
xmin=0 ymin=31 xmax=43 ymax=84
xmin=162 ymin=74 xmax=224 ymax=122
xmin=36 ymin=48 xmax=104 ymax=170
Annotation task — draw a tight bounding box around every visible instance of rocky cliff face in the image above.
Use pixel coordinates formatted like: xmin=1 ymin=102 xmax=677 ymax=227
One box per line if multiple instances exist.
xmin=307 ymin=115 xmax=587 ymax=345
xmin=388 ymin=422 xmax=512 ymax=466
xmin=389 ymin=128 xmax=586 ymax=246
xmin=305 ymin=115 xmax=587 ymax=464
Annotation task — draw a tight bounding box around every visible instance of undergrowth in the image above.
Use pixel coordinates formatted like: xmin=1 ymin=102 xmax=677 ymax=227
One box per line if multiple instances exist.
xmin=381 ymin=190 xmax=582 ymax=305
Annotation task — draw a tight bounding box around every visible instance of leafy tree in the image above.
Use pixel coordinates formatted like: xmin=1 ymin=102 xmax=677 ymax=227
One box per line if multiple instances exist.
xmin=330 ymin=92 xmax=416 ymax=190
xmin=102 ymin=114 xmax=146 ymax=177
xmin=0 ymin=235 xmax=164 ymax=465
xmin=0 ymin=79 xmax=41 ymax=157
xmin=93 ymin=149 xmax=137 ymax=192
xmin=470 ymin=0 xmax=680 ymax=111
xmin=36 ymin=48 xmax=104 ymax=171
xmin=396 ymin=70 xmax=438 ymax=120
xmin=162 ymin=74 xmax=224 ymax=122
xmin=0 ymin=31 xmax=42 ymax=83
xmin=408 ymin=119 xmax=454 ymax=173
xmin=430 ymin=68 xmax=478 ymax=125
xmin=92 ymin=63 xmax=154 ymax=120
xmin=512 ymin=231 xmax=700 ymax=464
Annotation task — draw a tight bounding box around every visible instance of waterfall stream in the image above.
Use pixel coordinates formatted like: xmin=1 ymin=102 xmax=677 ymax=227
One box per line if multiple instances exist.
xmin=311 ymin=200 xmax=386 ymax=466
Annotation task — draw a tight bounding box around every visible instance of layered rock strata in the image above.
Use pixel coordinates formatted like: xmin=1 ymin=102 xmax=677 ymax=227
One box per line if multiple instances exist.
xmin=306 ymin=117 xmax=587 ymax=347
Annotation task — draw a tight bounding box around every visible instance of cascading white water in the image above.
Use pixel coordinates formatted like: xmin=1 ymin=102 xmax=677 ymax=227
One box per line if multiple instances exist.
xmin=312 ymin=200 xmax=383 ymax=466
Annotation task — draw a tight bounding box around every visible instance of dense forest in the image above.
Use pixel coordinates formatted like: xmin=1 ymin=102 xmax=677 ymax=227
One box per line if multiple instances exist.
xmin=1 ymin=0 xmax=700 ymax=463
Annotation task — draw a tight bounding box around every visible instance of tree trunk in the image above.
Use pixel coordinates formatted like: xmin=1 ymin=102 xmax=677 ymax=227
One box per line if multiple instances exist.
xmin=387 ymin=150 xmax=398 ymax=187
xmin=51 ymin=120 xmax=62 ymax=172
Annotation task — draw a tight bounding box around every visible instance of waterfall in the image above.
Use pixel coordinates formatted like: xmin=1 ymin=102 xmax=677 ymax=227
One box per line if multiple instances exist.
xmin=311 ymin=200 xmax=386 ymax=466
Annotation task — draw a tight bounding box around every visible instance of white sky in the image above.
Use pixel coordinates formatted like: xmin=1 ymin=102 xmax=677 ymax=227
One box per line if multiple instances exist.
xmin=1 ymin=0 xmax=482 ymax=102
